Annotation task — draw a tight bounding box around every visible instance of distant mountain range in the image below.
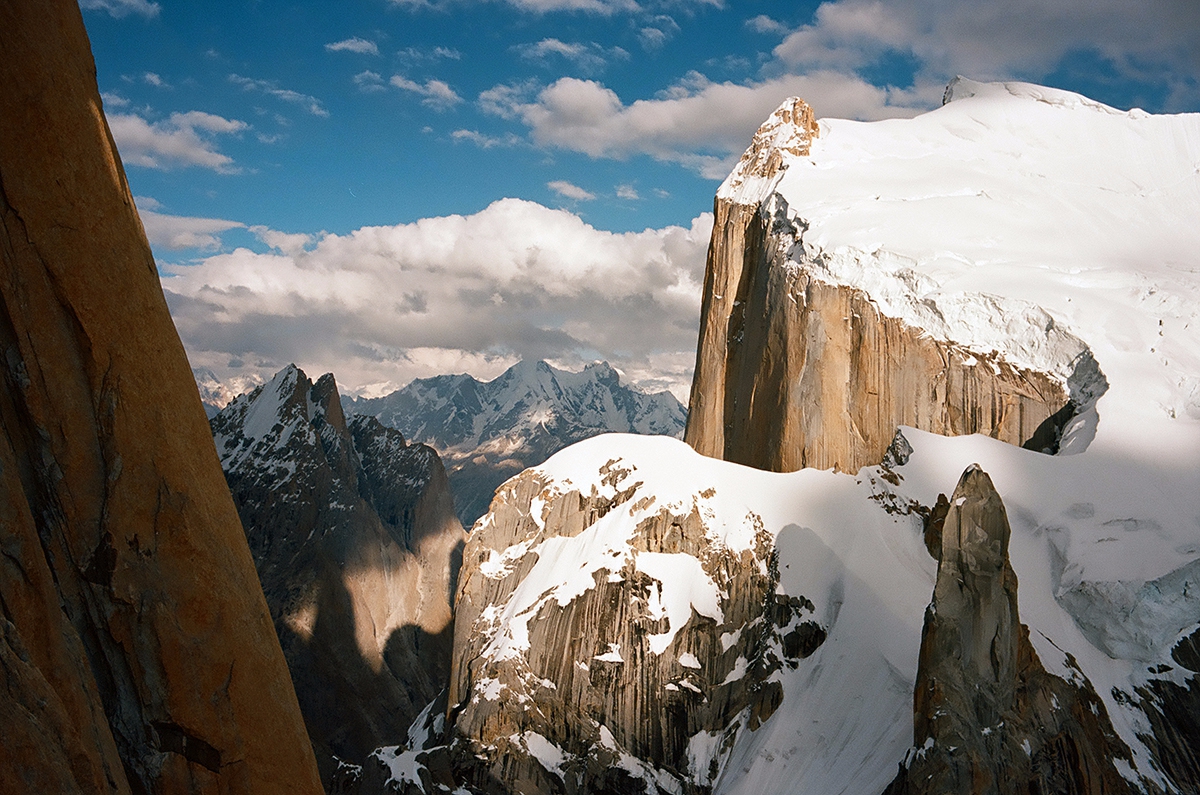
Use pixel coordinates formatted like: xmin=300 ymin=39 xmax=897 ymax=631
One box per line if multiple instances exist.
xmin=196 ymin=360 xmax=688 ymax=527
xmin=345 ymin=359 xmax=687 ymax=525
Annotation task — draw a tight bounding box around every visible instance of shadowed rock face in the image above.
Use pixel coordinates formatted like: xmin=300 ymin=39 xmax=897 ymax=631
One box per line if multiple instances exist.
xmin=428 ymin=463 xmax=822 ymax=795
xmin=211 ymin=365 xmax=465 ymax=788
xmin=685 ymin=99 xmax=1079 ymax=474
xmin=886 ymin=466 xmax=1131 ymax=795
xmin=0 ymin=2 xmax=322 ymax=793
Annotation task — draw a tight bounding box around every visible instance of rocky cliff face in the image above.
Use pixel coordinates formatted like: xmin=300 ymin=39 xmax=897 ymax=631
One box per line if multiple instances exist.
xmin=885 ymin=465 xmax=1132 ymax=795
xmin=0 ymin=2 xmax=322 ymax=792
xmin=211 ymin=365 xmax=465 ymax=788
xmin=348 ymin=359 xmax=686 ymax=526
xmin=684 ymin=98 xmax=1099 ymax=473
xmin=435 ymin=464 xmax=821 ymax=794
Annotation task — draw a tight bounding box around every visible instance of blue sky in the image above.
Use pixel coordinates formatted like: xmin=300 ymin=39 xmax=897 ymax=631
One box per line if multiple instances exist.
xmin=80 ymin=0 xmax=1200 ymax=399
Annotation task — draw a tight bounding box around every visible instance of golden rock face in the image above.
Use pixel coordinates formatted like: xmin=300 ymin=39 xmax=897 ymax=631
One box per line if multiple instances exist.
xmin=686 ymin=98 xmax=1071 ymax=475
xmin=0 ymin=2 xmax=322 ymax=792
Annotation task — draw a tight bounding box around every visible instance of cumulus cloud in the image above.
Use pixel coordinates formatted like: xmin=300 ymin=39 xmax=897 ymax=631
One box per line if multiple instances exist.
xmin=229 ymin=74 xmax=330 ymax=117
xmin=161 ymin=199 xmax=712 ymax=399
xmin=143 ymin=72 xmax=170 ymax=88
xmin=516 ymin=38 xmax=629 ymax=73
xmin=547 ymin=180 xmax=596 ymax=200
xmin=101 ymin=92 xmax=131 ymax=108
xmin=107 ymin=110 xmax=248 ymax=172
xmin=616 ymin=184 xmax=640 ymax=200
xmin=79 ymin=0 xmax=160 ymax=18
xmin=479 ymin=71 xmax=926 ymax=177
xmin=391 ymin=76 xmax=464 ymax=110
xmin=326 ymin=37 xmax=380 ymax=55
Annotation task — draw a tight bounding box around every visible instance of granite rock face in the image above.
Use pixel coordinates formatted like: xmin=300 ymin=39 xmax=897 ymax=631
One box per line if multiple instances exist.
xmin=886 ymin=465 xmax=1132 ymax=795
xmin=211 ymin=365 xmax=465 ymax=787
xmin=685 ymin=98 xmax=1091 ymax=474
xmin=0 ymin=2 xmax=322 ymax=792
xmin=428 ymin=461 xmax=822 ymax=795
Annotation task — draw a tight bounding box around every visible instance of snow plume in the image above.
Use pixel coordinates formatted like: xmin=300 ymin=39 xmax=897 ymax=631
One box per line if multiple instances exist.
xmin=162 ymin=198 xmax=712 ymax=400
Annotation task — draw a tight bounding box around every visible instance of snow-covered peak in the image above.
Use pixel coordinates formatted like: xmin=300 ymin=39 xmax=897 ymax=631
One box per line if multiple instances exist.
xmin=762 ymin=78 xmax=1200 ymax=462
xmin=347 ymin=359 xmax=686 ymax=452
xmin=942 ymin=75 xmax=1142 ymax=117
xmin=718 ymin=96 xmax=819 ymax=206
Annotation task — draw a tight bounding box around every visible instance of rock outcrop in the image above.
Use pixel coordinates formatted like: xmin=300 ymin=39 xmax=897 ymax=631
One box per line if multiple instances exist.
xmin=410 ymin=457 xmax=824 ymax=795
xmin=885 ymin=465 xmax=1131 ymax=795
xmin=211 ymin=365 xmax=465 ymax=788
xmin=0 ymin=2 xmax=322 ymax=792
xmin=348 ymin=359 xmax=686 ymax=526
xmin=685 ymin=98 xmax=1093 ymax=474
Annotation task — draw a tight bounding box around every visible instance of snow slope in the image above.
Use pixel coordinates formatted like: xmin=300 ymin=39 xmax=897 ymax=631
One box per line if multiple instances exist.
xmin=735 ymin=77 xmax=1200 ymax=460
xmin=453 ymin=80 xmax=1200 ymax=794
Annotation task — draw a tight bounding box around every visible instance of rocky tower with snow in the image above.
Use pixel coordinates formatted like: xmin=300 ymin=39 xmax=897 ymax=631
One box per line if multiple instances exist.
xmin=685 ymin=94 xmax=1103 ymax=473
xmin=211 ymin=365 xmax=465 ymax=788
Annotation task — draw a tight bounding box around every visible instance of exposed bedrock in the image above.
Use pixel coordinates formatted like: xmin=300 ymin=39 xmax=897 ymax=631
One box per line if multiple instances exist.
xmin=685 ymin=99 xmax=1101 ymax=474
xmin=211 ymin=365 xmax=465 ymax=788
xmin=885 ymin=465 xmax=1132 ymax=795
xmin=437 ymin=463 xmax=823 ymax=795
xmin=0 ymin=1 xmax=322 ymax=792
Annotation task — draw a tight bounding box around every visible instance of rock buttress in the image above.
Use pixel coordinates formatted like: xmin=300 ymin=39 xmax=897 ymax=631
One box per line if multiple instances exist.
xmin=0 ymin=2 xmax=322 ymax=792
xmin=429 ymin=461 xmax=823 ymax=795
xmin=685 ymin=98 xmax=1073 ymax=474
xmin=884 ymin=466 xmax=1131 ymax=795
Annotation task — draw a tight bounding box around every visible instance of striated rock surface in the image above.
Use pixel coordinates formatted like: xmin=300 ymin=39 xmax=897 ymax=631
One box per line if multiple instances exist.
xmin=0 ymin=1 xmax=322 ymax=793
xmin=417 ymin=446 xmax=827 ymax=795
xmin=348 ymin=359 xmax=686 ymax=527
xmin=211 ymin=365 xmax=465 ymax=787
xmin=885 ymin=465 xmax=1131 ymax=795
xmin=685 ymin=97 xmax=1102 ymax=474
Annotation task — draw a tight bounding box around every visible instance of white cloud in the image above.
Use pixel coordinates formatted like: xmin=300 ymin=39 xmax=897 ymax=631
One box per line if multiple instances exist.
xmin=326 ymin=37 xmax=380 ymax=55
xmin=249 ymin=226 xmax=315 ymax=256
xmin=138 ymin=208 xmax=245 ymax=251
xmin=480 ymin=71 xmax=926 ymax=177
xmin=107 ymin=110 xmax=248 ymax=172
xmin=79 ymin=0 xmax=159 ymax=18
xmin=745 ymin=14 xmax=788 ymax=35
xmin=391 ymin=76 xmax=464 ymax=110
xmin=450 ymin=129 xmax=522 ymax=148
xmin=547 ymin=180 xmax=596 ymax=200
xmin=516 ymin=38 xmax=629 ymax=72
xmin=229 ymin=74 xmax=330 ymax=117
xmin=616 ymin=184 xmax=640 ymax=200
xmin=772 ymin=0 xmax=1200 ymax=106
xmin=101 ymin=92 xmax=130 ymax=108
xmin=637 ymin=15 xmax=680 ymax=50
xmin=397 ymin=45 xmax=463 ymax=62
xmin=161 ymin=199 xmax=713 ymax=398
xmin=354 ymin=70 xmax=387 ymax=92
xmin=143 ymin=72 xmax=170 ymax=88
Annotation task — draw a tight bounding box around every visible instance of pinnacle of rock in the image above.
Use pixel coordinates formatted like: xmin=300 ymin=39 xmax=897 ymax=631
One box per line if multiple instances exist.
xmin=721 ymin=97 xmax=819 ymax=199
